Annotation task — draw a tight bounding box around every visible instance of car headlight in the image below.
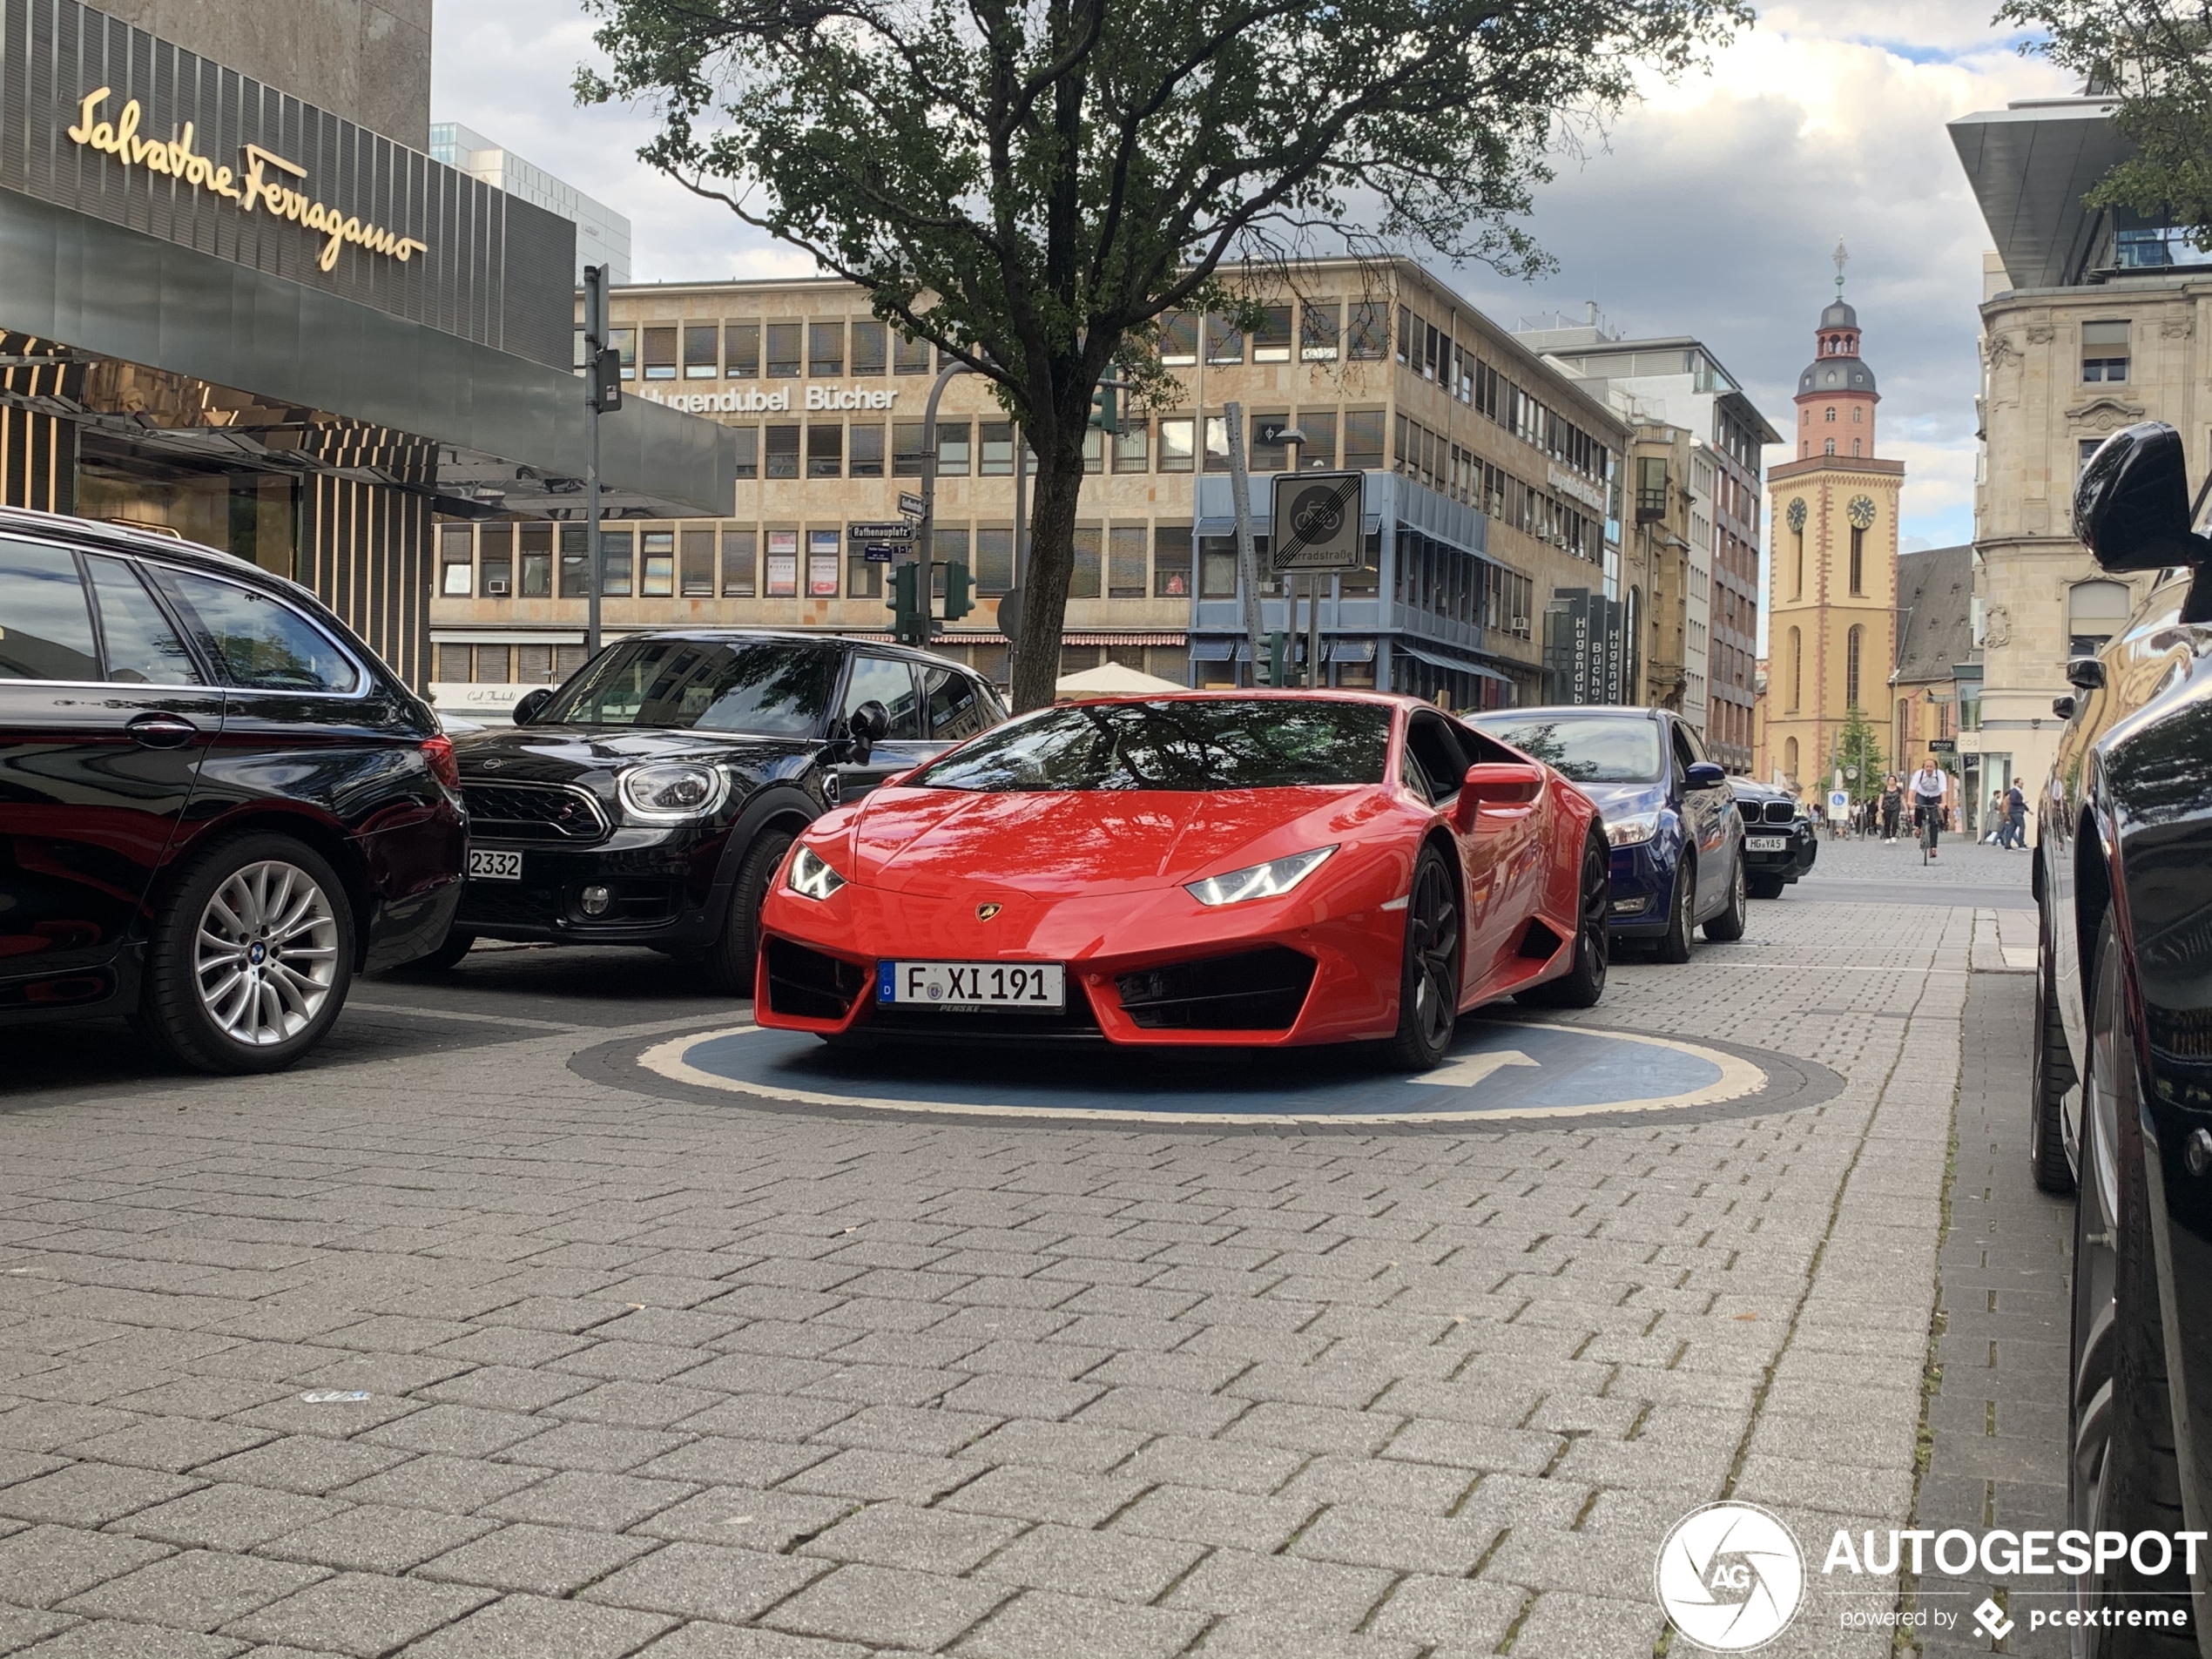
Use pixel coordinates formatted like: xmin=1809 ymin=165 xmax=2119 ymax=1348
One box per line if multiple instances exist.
xmin=618 ymin=763 xmax=727 ymax=822
xmin=786 ymin=845 xmax=846 ymax=901
xmin=1606 ymin=812 xmax=1661 ymax=848
xmin=1186 ymin=846 xmax=1336 ymax=907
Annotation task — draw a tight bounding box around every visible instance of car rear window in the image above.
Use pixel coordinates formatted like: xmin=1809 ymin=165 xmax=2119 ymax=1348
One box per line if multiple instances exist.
xmin=1473 ymin=715 xmax=1663 ymax=784
xmin=544 ymin=639 xmax=839 ymax=734
xmin=913 ymin=698 xmax=1391 ymax=792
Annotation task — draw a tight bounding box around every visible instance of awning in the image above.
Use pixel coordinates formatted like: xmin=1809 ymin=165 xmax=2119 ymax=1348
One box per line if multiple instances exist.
xmin=1399 ymin=644 xmax=1514 ymax=684
xmin=1326 ymin=638 xmax=1377 ymax=664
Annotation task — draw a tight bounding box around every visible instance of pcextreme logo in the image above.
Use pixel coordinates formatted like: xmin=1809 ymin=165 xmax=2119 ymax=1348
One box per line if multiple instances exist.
xmin=1654 ymin=1503 xmax=1806 ymax=1652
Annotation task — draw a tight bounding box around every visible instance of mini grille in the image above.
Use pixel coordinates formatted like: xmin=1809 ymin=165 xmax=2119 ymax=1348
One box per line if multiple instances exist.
xmin=462 ymin=782 xmax=610 ymax=843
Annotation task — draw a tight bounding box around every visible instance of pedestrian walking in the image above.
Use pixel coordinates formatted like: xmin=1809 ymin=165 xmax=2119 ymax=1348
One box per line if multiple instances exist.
xmin=1910 ymin=760 xmax=1946 ymax=861
xmin=1986 ymin=791 xmax=2006 ymax=845
xmin=2005 ymin=780 xmax=2028 ymax=850
xmin=1879 ymin=775 xmax=1903 ymax=843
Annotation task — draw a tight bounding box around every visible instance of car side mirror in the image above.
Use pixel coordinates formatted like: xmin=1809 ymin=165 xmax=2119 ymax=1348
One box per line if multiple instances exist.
xmin=510 ymin=688 xmax=552 ymax=725
xmin=1454 ymin=762 xmax=1543 ymax=827
xmin=1685 ymin=761 xmax=1728 ymax=792
xmin=2067 ymin=656 xmax=2107 ymax=691
xmin=2054 ymin=694 xmax=2077 ymax=719
xmin=2076 ymin=421 xmax=2212 ymax=573
xmin=834 ymin=699 xmax=890 ymax=762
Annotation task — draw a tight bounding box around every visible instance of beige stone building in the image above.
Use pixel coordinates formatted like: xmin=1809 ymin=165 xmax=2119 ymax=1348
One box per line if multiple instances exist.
xmin=429 ymin=258 xmax=1634 ymax=716
xmin=1758 ymin=294 xmax=1903 ymax=797
xmin=1951 ymin=96 xmax=2207 ymax=831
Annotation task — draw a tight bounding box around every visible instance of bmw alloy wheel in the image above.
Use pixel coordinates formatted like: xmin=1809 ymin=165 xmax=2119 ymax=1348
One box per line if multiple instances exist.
xmin=193 ymin=860 xmax=341 ymax=1046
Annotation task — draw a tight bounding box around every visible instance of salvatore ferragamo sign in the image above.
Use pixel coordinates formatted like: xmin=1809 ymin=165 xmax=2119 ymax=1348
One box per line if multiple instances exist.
xmin=65 ymin=87 xmax=429 ymax=273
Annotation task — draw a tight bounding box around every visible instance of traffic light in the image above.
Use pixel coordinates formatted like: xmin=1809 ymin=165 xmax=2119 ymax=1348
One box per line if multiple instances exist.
xmin=1089 ymin=382 xmax=1118 ymax=436
xmin=1263 ymin=631 xmax=1291 ymax=687
xmin=591 ymin=347 xmax=622 ymax=413
xmin=887 ymin=563 xmax=924 ymax=644
xmin=943 ymin=561 xmax=974 ymax=622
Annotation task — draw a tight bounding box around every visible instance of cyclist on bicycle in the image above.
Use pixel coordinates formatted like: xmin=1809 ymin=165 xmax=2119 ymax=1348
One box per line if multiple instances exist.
xmin=1910 ymin=761 xmax=1947 ymax=860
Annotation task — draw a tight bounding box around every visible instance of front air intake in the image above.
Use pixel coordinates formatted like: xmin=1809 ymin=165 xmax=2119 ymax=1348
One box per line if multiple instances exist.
xmin=763 ymin=937 xmax=868 ymax=1020
xmin=1116 ymin=947 xmax=1318 ymax=1031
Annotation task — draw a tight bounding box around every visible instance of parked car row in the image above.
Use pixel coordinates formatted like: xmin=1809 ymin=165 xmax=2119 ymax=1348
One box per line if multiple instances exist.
xmin=2029 ymin=421 xmax=2212 ymax=1642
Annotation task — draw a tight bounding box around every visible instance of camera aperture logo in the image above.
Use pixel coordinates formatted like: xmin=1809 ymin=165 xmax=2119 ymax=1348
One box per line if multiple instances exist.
xmin=1655 ymin=1502 xmax=1806 ymax=1651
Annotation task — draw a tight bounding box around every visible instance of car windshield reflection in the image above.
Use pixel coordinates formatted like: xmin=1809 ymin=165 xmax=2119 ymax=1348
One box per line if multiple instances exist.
xmin=914 ymin=698 xmax=1392 ymax=792
xmin=1473 ymin=716 xmax=1663 ymax=784
xmin=540 ymin=641 xmax=839 ymax=734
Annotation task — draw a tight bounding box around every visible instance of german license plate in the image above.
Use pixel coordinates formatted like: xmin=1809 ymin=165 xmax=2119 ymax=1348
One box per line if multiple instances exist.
xmin=469 ymin=848 xmax=523 ymax=881
xmin=1745 ymin=836 xmax=1789 ymax=853
xmin=879 ymin=961 xmax=1065 ymax=1010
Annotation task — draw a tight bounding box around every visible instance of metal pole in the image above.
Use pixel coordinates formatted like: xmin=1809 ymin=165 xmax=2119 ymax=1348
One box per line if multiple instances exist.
xmin=1224 ymin=401 xmax=1265 ymax=685
xmin=1010 ymin=421 xmax=1027 ymax=683
xmin=583 ymin=264 xmax=605 ymax=658
xmin=915 ymin=361 xmax=970 ymax=644
xmin=1307 ymin=571 xmax=1324 ymax=692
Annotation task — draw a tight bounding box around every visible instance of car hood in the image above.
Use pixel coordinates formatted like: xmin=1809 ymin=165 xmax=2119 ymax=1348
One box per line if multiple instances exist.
xmin=1576 ymin=780 xmax=1668 ymax=821
xmin=830 ymin=784 xmax=1386 ymax=897
xmin=453 ymin=725 xmax=824 ymax=789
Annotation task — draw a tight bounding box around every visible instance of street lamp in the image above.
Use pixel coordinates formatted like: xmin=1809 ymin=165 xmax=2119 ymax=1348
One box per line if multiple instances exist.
xmin=1271 ymin=426 xmax=1320 ymax=686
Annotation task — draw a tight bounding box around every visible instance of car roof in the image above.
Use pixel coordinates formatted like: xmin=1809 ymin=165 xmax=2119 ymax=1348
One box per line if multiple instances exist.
xmin=0 ymin=504 xmax=272 ymax=578
xmin=1469 ymin=704 xmax=1665 ymax=724
xmin=1049 ymin=689 xmax=1420 ymax=711
xmin=611 ymin=629 xmax=982 ymax=671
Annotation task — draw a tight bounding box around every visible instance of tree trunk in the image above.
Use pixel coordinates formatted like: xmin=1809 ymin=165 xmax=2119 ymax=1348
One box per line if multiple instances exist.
xmin=1010 ymin=442 xmax=1088 ymax=711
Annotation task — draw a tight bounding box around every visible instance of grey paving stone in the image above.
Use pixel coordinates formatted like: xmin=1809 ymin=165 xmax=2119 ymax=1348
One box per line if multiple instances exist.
xmin=781 ymin=1449 xmax=985 ymax=1505
xmin=12 ymin=1623 xmax=246 ymax=1659
xmin=1361 ymin=1571 xmax=1527 ymax=1648
xmin=629 ymin=1436 xmax=830 ymax=1489
xmin=329 ymin=1454 xmax=544 ymax=1513
xmin=111 ymin=1486 xmax=341 ymax=1552
xmin=219 ymin=1572 xmax=493 ymax=1657
xmin=628 ymin=1622 xmax=867 ymax=1659
xmin=357 ymin=1405 xmax=547 ymax=1460
xmin=637 ymin=1487 xmax=857 ymax=1552
xmin=935 ymin=1465 xmax=1149 ymax=1529
xmin=1291 ymin=1503 xmax=1501 ymax=1575
xmin=194 ymin=1438 xmax=406 ymax=1497
xmin=973 ymin=1522 xmax=1202 ymax=1603
xmin=56 ymin=1548 xmax=328 ymax=1632
xmin=415 ymin=1522 xmax=658 ymax=1596
xmin=402 ymin=1593 xmax=678 ymax=1659
xmin=256 ymin=1504 xmax=501 ymax=1575
xmin=798 ymin=1501 xmax=1023 ymax=1574
xmin=0 ymin=1523 xmax=172 ymax=1608
xmin=1161 ymin=1547 xmax=1393 ymax=1624
xmin=0 ymin=1464 xmax=198 ymax=1527
xmin=1112 ymin=1486 xmax=1316 ymax=1554
xmin=478 ymin=1468 xmax=695 ymax=1532
xmin=495 ymin=1422 xmax=683 ymax=1474
xmin=763 ymin=1562 xmax=1011 ymax=1651
xmin=581 ymin=1541 xmax=827 ymax=1623
xmin=60 ymin=1420 xmax=272 ymax=1474
xmin=954 ymin=1588 xmax=1210 ymax=1659
xmin=0 ymin=1609 xmax=76 ymax=1656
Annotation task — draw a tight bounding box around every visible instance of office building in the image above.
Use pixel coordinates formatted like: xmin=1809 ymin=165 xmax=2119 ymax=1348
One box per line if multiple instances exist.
xmin=431 ymin=122 xmax=633 ymax=285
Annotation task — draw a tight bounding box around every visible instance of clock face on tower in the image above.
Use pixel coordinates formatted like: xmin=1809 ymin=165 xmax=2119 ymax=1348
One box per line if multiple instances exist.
xmin=1847 ymin=495 xmax=1876 ymax=529
xmin=1786 ymin=498 xmax=1807 ymax=532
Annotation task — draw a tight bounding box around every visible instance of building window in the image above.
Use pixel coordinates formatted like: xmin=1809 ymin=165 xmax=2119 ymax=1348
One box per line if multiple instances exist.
xmin=1157 ymin=417 xmax=1195 ymax=473
xmin=974 ymin=526 xmax=1014 ymax=594
xmin=1849 ymin=525 xmax=1865 ymax=593
xmin=1251 ymin=305 xmax=1292 ymax=363
xmin=894 ymin=332 xmax=931 ymax=375
xmin=1784 ymin=735 xmax=1798 ymax=782
xmin=1158 ymin=312 xmax=1198 ymax=366
xmin=479 ymin=524 xmax=512 ymax=597
xmin=1824 ymin=406 xmax=1836 ymax=421
xmin=1851 ymin=406 xmax=1862 ymax=422
xmin=1251 ymin=413 xmax=1291 ymax=473
xmin=894 ymin=421 xmax=927 ymax=475
xmin=1070 ymin=527 xmax=1102 ymax=598
xmin=1203 ymin=415 xmax=1231 ymax=473
xmin=722 ymin=528 xmax=756 ymax=596
xmin=1204 ymin=314 xmax=1244 ymax=365
xmin=808 ymin=321 xmax=844 ymax=377
xmin=1346 ymin=300 xmax=1388 ymax=361
xmin=1297 ymin=410 xmax=1337 ymax=469
xmin=851 ymin=320 xmax=887 ymax=376
xmin=1788 ymin=625 xmax=1801 ymax=711
xmin=519 ymin=524 xmax=551 ymax=597
xmin=806 ymin=423 xmax=843 ymax=479
xmin=1301 ymin=300 xmax=1340 ymax=361
xmin=938 ymin=421 xmax=971 ymax=476
xmin=1343 ymin=409 xmax=1386 ymax=470
xmin=1084 ymin=428 xmax=1103 ymax=475
xmin=765 ymin=423 xmax=800 ymax=478
xmin=725 ymin=321 xmax=759 ymax=378
xmin=642 ymin=327 xmax=678 ymax=381
xmin=1113 ymin=421 xmax=1150 ymax=473
xmin=2082 ymin=320 xmax=2130 ymax=382
xmin=2079 ymin=437 xmax=2105 ymax=480
xmin=1846 ymin=624 xmax=1863 ymax=708
xmin=610 ymin=327 xmax=635 ymax=380
xmin=765 ymin=529 xmax=798 ymax=596
xmin=1199 ymin=536 xmax=1238 ymax=598
xmin=765 ymin=322 xmax=801 ymax=378
xmin=601 ymin=530 xmax=633 ymax=597
xmin=1108 ymin=526 xmax=1148 ymax=597
xmin=518 ymin=644 xmax=553 ymax=683
xmin=641 ymin=530 xmax=675 ymax=596
xmin=731 ymin=426 xmax=758 ymax=480
xmin=474 ymin=644 xmax=509 ymax=683
xmin=847 ymin=546 xmax=880 ymax=598
xmin=683 ymin=324 xmax=718 ymax=380
xmin=2068 ymin=577 xmax=2133 ymax=655
xmin=806 ymin=529 xmax=840 ymax=597
xmin=438 ymin=523 xmax=472 ymax=596
xmin=979 ymin=421 xmax=1015 ymax=476
xmin=1851 ymin=439 xmax=1861 ymax=456
xmin=1154 ymin=525 xmax=1192 ymax=597
xmin=560 ymin=526 xmax=590 ymax=597
xmin=679 ymin=528 xmax=715 ymax=597
xmin=1824 ymin=439 xmax=1835 ymax=455
xmin=849 ymin=423 xmax=885 ymax=478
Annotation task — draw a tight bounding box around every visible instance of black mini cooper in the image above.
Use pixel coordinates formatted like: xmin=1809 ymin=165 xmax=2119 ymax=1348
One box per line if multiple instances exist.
xmin=435 ymin=631 xmax=1005 ymax=990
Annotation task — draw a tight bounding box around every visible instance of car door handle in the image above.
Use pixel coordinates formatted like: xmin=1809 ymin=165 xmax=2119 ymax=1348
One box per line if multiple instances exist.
xmin=125 ymin=712 xmax=200 ymax=749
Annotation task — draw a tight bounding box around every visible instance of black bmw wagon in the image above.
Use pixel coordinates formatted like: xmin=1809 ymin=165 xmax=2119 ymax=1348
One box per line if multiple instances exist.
xmin=0 ymin=507 xmax=464 ymax=1073
xmin=435 ymin=631 xmax=1004 ymax=990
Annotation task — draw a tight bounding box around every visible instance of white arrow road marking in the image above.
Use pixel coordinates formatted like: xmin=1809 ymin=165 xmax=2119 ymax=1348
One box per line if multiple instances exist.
xmin=1411 ymin=1049 xmax=1540 ymax=1088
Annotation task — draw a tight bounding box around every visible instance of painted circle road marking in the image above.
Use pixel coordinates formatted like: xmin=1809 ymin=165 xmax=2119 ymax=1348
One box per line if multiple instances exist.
xmin=633 ymin=1019 xmax=1778 ymax=1127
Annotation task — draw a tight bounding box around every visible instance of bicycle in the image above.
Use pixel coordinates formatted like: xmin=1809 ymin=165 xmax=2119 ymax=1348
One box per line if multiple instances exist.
xmin=1915 ymin=800 xmax=1941 ymax=864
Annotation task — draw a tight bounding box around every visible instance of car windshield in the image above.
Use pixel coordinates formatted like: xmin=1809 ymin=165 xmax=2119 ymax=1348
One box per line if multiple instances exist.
xmin=913 ymin=698 xmax=1392 ymax=792
xmin=541 ymin=640 xmax=838 ymax=734
xmin=1473 ymin=716 xmax=1664 ymax=784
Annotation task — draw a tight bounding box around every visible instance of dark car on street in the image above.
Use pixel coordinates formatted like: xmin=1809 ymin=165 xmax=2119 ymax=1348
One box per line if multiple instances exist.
xmin=436 ymin=631 xmax=1005 ymax=990
xmin=1467 ymin=705 xmax=1746 ymax=961
xmin=2030 ymin=420 xmax=2212 ymax=1642
xmin=1730 ymin=779 xmax=1817 ymax=899
xmin=0 ymin=507 xmax=463 ymax=1073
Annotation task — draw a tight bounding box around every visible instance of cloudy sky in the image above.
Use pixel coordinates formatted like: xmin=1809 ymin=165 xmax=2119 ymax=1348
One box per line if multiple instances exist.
xmin=432 ymin=0 xmax=2073 ymax=569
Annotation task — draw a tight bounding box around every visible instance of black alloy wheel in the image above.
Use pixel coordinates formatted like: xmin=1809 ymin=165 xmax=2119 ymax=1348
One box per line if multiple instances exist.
xmin=1656 ymin=853 xmax=1696 ymax=965
xmin=1703 ymin=856 xmax=1748 ymax=942
xmin=1384 ymin=844 xmax=1462 ymax=1069
xmin=706 ymin=829 xmax=796 ymax=995
xmin=2032 ymin=906 xmax=2078 ymax=1195
xmin=2068 ymin=914 xmax=2193 ymax=1656
xmin=1519 ymin=830 xmax=1609 ymax=1009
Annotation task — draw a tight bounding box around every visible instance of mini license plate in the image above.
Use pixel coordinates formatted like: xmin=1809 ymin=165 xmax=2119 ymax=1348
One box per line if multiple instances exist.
xmin=1744 ymin=836 xmax=1790 ymax=853
xmin=879 ymin=961 xmax=1065 ymax=1010
xmin=469 ymin=848 xmax=523 ymax=881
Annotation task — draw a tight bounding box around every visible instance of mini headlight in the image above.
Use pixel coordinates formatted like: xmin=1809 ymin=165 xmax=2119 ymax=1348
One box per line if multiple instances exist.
xmin=1606 ymin=811 xmax=1661 ymax=848
xmin=618 ymin=763 xmax=726 ymax=821
xmin=1185 ymin=846 xmax=1337 ymax=907
xmin=786 ymin=845 xmax=846 ymax=901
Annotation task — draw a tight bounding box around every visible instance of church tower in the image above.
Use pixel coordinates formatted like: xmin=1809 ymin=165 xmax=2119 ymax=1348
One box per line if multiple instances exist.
xmin=1762 ymin=245 xmax=1902 ymax=797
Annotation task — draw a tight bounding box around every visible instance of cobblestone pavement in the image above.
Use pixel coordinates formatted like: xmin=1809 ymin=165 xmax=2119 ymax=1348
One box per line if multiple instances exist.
xmin=1776 ymin=835 xmax=2039 ymax=914
xmin=0 ymin=894 xmax=2040 ymax=1658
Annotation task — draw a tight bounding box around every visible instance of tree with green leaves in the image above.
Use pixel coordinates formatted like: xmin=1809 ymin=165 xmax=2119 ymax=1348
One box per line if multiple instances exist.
xmin=1999 ymin=0 xmax=2212 ymax=251
xmin=577 ymin=0 xmax=1747 ymax=709
xmin=1832 ymin=705 xmax=1885 ymax=804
